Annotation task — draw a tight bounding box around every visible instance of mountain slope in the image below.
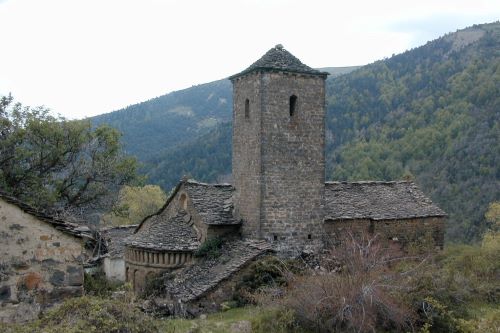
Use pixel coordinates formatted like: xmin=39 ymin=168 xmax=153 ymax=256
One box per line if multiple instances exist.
xmin=91 ymin=79 xmax=232 ymax=160
xmin=140 ymin=22 xmax=499 ymax=242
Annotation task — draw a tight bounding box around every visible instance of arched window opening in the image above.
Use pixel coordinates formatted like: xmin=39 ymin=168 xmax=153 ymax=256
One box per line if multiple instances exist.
xmin=244 ymin=99 xmax=250 ymax=118
xmin=289 ymin=95 xmax=297 ymax=117
xmin=180 ymin=193 xmax=188 ymax=210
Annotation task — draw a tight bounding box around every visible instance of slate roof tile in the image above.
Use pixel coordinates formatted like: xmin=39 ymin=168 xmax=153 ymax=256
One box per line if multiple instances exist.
xmin=229 ymin=44 xmax=328 ymax=80
xmin=125 ymin=211 xmax=200 ymax=251
xmin=184 ymin=180 xmax=239 ymax=225
xmin=324 ymin=181 xmax=446 ymax=221
xmin=164 ymin=239 xmax=272 ymax=302
xmin=100 ymin=225 xmax=138 ymax=258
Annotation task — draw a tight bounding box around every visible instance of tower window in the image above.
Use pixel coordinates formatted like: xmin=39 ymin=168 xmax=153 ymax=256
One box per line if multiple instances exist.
xmin=273 ymin=235 xmax=278 ymax=241
xmin=289 ymin=95 xmax=297 ymax=117
xmin=244 ymin=99 xmax=250 ymax=118
xmin=307 ymin=234 xmax=312 ymax=240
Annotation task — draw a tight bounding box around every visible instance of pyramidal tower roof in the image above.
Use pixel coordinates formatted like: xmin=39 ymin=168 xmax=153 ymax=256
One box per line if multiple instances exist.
xmin=229 ymin=44 xmax=328 ymax=80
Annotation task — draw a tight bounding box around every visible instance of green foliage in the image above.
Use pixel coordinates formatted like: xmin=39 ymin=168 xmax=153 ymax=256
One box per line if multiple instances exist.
xmin=0 ymin=296 xmax=160 ymax=333
xmin=83 ymin=272 xmax=124 ymax=297
xmin=250 ymin=307 xmax=300 ymax=333
xmin=147 ymin=122 xmax=232 ymax=191
xmin=0 ymin=95 xmax=140 ymax=220
xmin=194 ymin=237 xmax=224 ymax=259
xmin=325 ymin=23 xmax=500 ymax=242
xmin=142 ymin=272 xmax=165 ymax=298
xmin=102 ymin=185 xmax=167 ymax=225
xmin=91 ymin=79 xmax=233 ymax=162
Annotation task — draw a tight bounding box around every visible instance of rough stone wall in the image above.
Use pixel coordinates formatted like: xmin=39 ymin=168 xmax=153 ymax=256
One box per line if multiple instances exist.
xmin=232 ymin=71 xmax=326 ymax=256
xmin=0 ymin=199 xmax=85 ymax=323
xmin=232 ymin=72 xmax=262 ymax=238
xmin=323 ymin=217 xmax=445 ymax=251
xmin=260 ymin=72 xmax=326 ymax=254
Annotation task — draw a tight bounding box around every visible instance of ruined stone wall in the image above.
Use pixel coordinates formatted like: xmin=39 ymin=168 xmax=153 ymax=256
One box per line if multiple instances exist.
xmin=232 ymin=72 xmax=262 ymax=238
xmin=0 ymin=199 xmax=84 ymax=323
xmin=259 ymin=72 xmax=325 ymax=255
xmin=323 ymin=217 xmax=445 ymax=251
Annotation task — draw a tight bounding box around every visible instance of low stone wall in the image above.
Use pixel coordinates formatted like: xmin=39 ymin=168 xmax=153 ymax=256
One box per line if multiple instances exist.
xmin=0 ymin=199 xmax=85 ymax=323
xmin=323 ymin=217 xmax=445 ymax=252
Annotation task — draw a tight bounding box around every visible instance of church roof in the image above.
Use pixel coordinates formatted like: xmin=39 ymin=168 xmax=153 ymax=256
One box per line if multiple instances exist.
xmin=229 ymin=44 xmax=329 ymax=80
xmin=184 ymin=180 xmax=238 ymax=225
xmin=125 ymin=211 xmax=200 ymax=251
xmin=324 ymin=181 xmax=447 ymax=221
xmin=0 ymin=190 xmax=94 ymax=240
xmin=100 ymin=225 xmax=138 ymax=259
xmin=164 ymin=239 xmax=272 ymax=303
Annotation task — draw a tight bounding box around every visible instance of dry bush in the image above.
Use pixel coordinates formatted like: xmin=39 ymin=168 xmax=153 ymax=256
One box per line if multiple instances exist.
xmin=259 ymin=232 xmax=424 ymax=333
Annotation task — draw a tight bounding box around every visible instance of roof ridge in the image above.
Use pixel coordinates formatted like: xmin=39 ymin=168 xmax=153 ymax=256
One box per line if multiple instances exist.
xmin=230 ymin=44 xmax=329 ymax=80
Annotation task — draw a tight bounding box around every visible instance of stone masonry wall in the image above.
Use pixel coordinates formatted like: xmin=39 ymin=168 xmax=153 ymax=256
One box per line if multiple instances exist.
xmin=260 ymin=72 xmax=326 ymax=255
xmin=0 ymin=199 xmax=85 ymax=323
xmin=323 ymin=217 xmax=445 ymax=252
xmin=232 ymin=72 xmax=262 ymax=238
xmin=232 ymin=71 xmax=326 ymax=256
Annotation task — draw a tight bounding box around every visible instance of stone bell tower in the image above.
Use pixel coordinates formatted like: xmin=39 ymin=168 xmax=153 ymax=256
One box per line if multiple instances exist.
xmin=229 ymin=45 xmax=328 ymax=255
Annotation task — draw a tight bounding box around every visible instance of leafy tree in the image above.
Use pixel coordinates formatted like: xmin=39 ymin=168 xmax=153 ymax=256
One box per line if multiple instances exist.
xmin=102 ymin=185 xmax=167 ymax=225
xmin=0 ymin=94 xmax=139 ymax=222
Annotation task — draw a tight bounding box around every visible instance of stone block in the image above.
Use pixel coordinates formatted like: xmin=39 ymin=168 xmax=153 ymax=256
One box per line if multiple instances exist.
xmin=49 ymin=270 xmax=65 ymax=286
xmin=0 ymin=285 xmax=11 ymax=301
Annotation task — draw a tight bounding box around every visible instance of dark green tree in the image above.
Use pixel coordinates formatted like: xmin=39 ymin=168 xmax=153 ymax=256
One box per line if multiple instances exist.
xmin=0 ymin=94 xmax=139 ymax=222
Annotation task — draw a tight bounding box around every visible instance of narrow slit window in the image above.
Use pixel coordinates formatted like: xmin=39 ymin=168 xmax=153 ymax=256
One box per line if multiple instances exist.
xmin=307 ymin=234 xmax=312 ymax=240
xmin=289 ymin=95 xmax=297 ymax=117
xmin=244 ymin=99 xmax=250 ymax=118
xmin=180 ymin=193 xmax=187 ymax=210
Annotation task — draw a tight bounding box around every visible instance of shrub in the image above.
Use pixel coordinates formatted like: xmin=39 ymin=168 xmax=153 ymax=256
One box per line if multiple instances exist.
xmin=233 ymin=256 xmax=300 ymax=305
xmin=194 ymin=237 xmax=223 ymax=259
xmin=251 ymin=307 xmax=299 ymax=333
xmin=84 ymin=272 xmax=123 ymax=297
xmin=257 ymin=233 xmax=419 ymax=333
xmin=0 ymin=296 xmax=160 ymax=333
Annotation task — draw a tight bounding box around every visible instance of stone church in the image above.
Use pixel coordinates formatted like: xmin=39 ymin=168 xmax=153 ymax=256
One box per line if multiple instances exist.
xmin=124 ymin=45 xmax=446 ymax=315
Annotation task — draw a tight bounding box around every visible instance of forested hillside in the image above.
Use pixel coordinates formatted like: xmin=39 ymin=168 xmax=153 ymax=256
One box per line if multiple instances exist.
xmin=91 ymin=79 xmax=232 ymax=160
xmin=92 ymin=22 xmax=499 ymax=242
xmin=326 ymin=22 xmax=499 ymax=241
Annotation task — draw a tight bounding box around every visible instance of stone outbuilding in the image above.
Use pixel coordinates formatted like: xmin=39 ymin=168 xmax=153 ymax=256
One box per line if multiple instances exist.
xmin=100 ymin=225 xmax=137 ymax=282
xmin=323 ymin=181 xmax=446 ymax=250
xmin=0 ymin=192 xmax=94 ymax=323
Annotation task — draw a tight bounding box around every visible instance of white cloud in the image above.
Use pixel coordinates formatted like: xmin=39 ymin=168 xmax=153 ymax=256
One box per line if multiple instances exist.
xmin=0 ymin=0 xmax=498 ymax=119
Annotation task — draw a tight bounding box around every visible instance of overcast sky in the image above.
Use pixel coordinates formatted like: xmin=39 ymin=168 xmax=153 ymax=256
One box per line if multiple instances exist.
xmin=0 ymin=0 xmax=498 ymax=119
